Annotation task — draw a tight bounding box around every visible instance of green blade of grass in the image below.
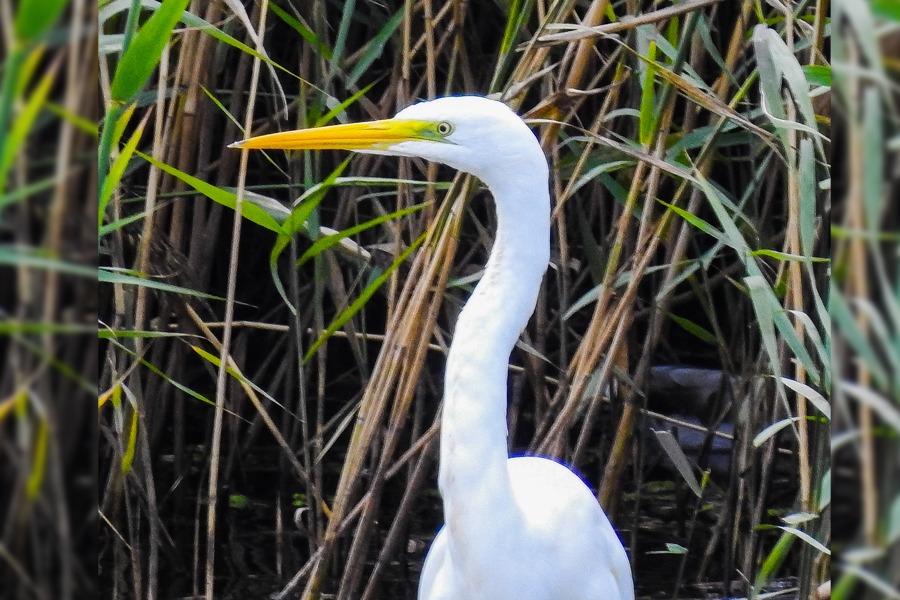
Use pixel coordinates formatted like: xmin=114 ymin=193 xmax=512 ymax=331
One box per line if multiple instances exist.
xmin=100 ymin=111 xmax=150 ymax=229
xmin=268 ymin=2 xmax=333 ymax=60
xmin=136 ymin=150 xmax=284 ymax=233
xmin=109 ymin=0 xmax=192 ymax=103
xmin=314 ymin=82 xmax=376 ymax=127
xmin=657 ymin=199 xmax=727 ymax=244
xmin=753 ymin=25 xmax=828 ymax=150
xmin=652 ymin=429 xmax=703 ymax=497
xmin=0 ymin=50 xmax=27 ymax=182
xmin=199 ymin=85 xmax=242 ymax=130
xmin=99 ymin=267 xmax=228 ymax=301
xmin=297 ymin=201 xmax=430 ymax=267
xmin=803 ymin=64 xmax=831 ymax=87
xmin=190 ymin=346 xmax=289 ymax=413
xmin=305 ymin=230 xmax=427 ymax=361
xmin=111 ymin=102 xmax=137 ymax=149
xmin=798 ymin=138 xmax=818 ymax=258
xmin=98 ymin=102 xmax=136 ymax=199
xmin=0 ymin=174 xmax=62 ymax=212
xmin=25 ymin=418 xmax=48 ymax=499
xmin=98 ymin=330 xmax=192 ymax=339
xmin=270 ymin=158 xmax=352 ymax=313
xmin=755 ymin=529 xmax=795 ymax=591
xmin=830 ymin=285 xmax=889 ymax=389
xmin=99 ymin=208 xmax=152 ymax=238
xmin=863 ymin=88 xmax=884 ymax=233
xmin=788 ymin=309 xmax=830 ymax=384
xmin=0 ymin=321 xmax=96 ymax=336
xmin=182 ymin=4 xmax=297 ymax=81
xmin=499 ymin=0 xmax=526 ymax=54
xmin=0 ymin=247 xmax=96 ymax=278
xmin=346 ymin=9 xmax=403 ymax=87
xmin=745 ymin=273 xmax=784 ymax=390
xmin=750 ymin=249 xmax=829 ymax=263
xmin=0 ymin=57 xmax=59 ymax=197
xmin=100 ymin=0 xmax=301 ymax=80
xmin=119 ymin=0 xmax=144 ymax=55
xmin=638 ymin=39 xmax=657 ymax=146
xmin=107 ymin=338 xmax=220 ymax=410
xmin=14 ymin=0 xmax=69 ymax=43
xmin=44 ymin=100 xmax=101 ymax=136
xmin=120 ymin=407 xmax=139 ymax=474
xmin=568 ymin=160 xmax=633 ymax=197
xmin=329 ymin=0 xmax=356 ymax=79
xmin=666 ymin=312 xmax=716 ymax=345
xmin=697 ymin=169 xmax=821 ymax=383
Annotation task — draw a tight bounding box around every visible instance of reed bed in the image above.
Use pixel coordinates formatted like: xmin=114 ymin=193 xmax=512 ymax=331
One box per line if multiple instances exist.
xmin=94 ymin=0 xmax=836 ymax=598
xmin=9 ymin=0 xmax=861 ymax=598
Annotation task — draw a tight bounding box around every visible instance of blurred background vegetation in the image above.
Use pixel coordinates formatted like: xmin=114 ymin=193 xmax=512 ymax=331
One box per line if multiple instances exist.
xmin=0 ymin=0 xmax=896 ymax=599
xmin=0 ymin=0 xmax=97 ymax=598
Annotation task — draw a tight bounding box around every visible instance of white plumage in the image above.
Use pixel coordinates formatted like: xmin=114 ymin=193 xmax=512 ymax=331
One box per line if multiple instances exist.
xmin=233 ymin=95 xmax=635 ymax=600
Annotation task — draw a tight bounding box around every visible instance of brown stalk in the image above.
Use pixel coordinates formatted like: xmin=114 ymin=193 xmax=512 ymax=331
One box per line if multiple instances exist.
xmin=301 ymin=180 xmax=469 ymax=599
xmin=845 ymin=43 xmax=876 ymax=545
xmin=204 ymin=2 xmax=270 ymax=598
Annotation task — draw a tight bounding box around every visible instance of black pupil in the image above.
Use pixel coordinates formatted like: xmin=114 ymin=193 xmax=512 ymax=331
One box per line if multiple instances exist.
xmin=439 ymin=123 xmax=449 ymax=134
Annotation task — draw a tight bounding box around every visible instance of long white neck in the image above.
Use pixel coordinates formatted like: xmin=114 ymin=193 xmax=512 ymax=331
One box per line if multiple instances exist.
xmin=439 ymin=167 xmax=550 ymax=579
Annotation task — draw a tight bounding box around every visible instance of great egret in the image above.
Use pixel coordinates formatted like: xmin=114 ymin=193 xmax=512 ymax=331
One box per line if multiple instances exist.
xmin=232 ymin=96 xmax=634 ymax=600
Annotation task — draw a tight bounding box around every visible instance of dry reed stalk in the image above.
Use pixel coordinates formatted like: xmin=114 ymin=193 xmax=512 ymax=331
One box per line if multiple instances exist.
xmin=844 ymin=57 xmax=876 ymax=546
xmin=300 ymin=179 xmax=468 ymax=599
xmin=205 ymin=3 xmax=270 ymax=598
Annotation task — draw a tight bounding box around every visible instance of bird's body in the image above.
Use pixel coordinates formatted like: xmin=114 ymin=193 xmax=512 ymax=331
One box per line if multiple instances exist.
xmin=421 ymin=456 xmax=633 ymax=599
xmin=233 ymin=95 xmax=634 ymax=600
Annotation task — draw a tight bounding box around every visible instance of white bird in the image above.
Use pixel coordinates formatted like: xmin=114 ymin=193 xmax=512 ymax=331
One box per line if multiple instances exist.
xmin=232 ymin=96 xmax=634 ymax=600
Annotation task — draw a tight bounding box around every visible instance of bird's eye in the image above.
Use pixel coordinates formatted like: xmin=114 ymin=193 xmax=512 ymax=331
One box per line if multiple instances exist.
xmin=437 ymin=121 xmax=453 ymax=135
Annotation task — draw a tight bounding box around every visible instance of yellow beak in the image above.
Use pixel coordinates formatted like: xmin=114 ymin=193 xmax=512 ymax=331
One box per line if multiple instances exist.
xmin=229 ymin=119 xmax=438 ymax=151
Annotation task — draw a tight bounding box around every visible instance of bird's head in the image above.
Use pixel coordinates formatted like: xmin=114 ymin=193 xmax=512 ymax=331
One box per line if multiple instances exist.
xmin=230 ymin=96 xmax=546 ymax=188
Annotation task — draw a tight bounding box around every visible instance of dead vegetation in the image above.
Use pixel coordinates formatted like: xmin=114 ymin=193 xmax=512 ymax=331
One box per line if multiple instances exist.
xmin=95 ymin=1 xmax=831 ymax=598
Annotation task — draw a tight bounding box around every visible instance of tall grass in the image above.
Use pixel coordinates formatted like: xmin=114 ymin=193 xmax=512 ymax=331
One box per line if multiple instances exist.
xmin=96 ymin=1 xmax=836 ymax=599
xmin=831 ymin=1 xmax=900 ymax=599
xmin=0 ymin=0 xmax=97 ymax=598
